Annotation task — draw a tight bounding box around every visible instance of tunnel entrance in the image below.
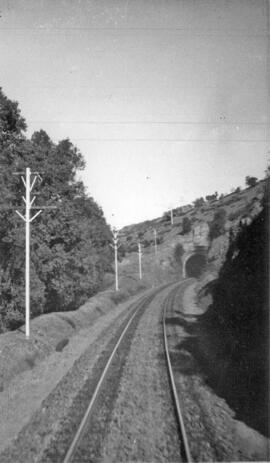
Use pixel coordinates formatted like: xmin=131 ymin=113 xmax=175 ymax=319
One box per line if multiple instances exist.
xmin=185 ymin=253 xmax=207 ymax=278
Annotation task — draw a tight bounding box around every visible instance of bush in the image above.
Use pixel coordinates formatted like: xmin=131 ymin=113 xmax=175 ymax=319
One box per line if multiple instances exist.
xmin=156 ymin=236 xmax=164 ymax=245
xmin=142 ymin=239 xmax=151 ymax=247
xmin=128 ymin=243 xmax=138 ymax=253
xmin=209 ymin=208 xmax=227 ymax=240
xmin=205 ymin=192 xmax=218 ymax=202
xmin=162 ymin=212 xmax=171 ymax=222
xmin=193 ymin=197 xmax=205 ymax=208
xmin=110 ymin=289 xmax=129 ymax=304
xmin=182 ymin=216 xmax=192 ymax=234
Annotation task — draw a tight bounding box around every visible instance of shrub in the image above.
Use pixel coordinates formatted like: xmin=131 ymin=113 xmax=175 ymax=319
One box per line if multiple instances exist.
xmin=110 ymin=289 xmax=129 ymax=304
xmin=156 ymin=236 xmax=164 ymax=245
xmin=209 ymin=208 xmax=227 ymax=240
xmin=128 ymin=243 xmax=138 ymax=253
xmin=142 ymin=239 xmax=151 ymax=247
xmin=193 ymin=197 xmax=205 ymax=208
xmin=182 ymin=217 xmax=192 ymax=234
xmin=205 ymin=192 xmax=218 ymax=202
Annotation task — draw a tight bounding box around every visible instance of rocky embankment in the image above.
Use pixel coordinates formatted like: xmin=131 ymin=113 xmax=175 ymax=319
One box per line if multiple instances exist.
xmin=186 ymin=276 xmax=269 ymax=461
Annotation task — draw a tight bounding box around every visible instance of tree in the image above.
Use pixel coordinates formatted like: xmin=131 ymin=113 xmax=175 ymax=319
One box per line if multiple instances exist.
xmin=0 ymin=88 xmax=113 ymax=331
xmin=205 ymin=192 xmax=218 ymax=202
xmin=245 ymin=176 xmax=258 ymax=188
xmin=193 ymin=197 xmax=205 ymax=208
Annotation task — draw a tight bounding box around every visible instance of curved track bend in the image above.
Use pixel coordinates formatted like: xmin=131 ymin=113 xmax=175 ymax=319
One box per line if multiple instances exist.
xmin=55 ymin=280 xmax=194 ymax=463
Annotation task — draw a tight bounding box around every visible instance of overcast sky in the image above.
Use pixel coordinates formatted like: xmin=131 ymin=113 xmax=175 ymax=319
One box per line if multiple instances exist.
xmin=0 ymin=0 xmax=269 ymax=228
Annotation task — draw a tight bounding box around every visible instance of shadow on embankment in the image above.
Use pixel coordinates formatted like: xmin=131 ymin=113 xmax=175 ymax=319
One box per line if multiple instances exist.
xmin=169 ymin=311 xmax=269 ymax=438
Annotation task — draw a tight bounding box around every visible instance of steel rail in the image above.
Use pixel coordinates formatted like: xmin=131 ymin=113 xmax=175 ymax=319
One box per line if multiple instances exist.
xmin=62 ymin=287 xmax=169 ymax=463
xmin=162 ymin=282 xmax=193 ymax=463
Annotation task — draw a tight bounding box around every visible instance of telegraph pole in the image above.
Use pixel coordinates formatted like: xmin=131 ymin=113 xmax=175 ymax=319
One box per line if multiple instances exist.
xmin=170 ymin=208 xmax=174 ymax=225
xmin=138 ymin=241 xmax=142 ymax=280
xmin=153 ymin=228 xmax=157 ymax=256
xmin=112 ymin=228 xmax=119 ymax=291
xmin=14 ymin=167 xmax=55 ymax=339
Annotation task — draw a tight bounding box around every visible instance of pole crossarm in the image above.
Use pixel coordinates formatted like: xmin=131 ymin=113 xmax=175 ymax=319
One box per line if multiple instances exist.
xmin=30 ymin=176 xmax=38 ymax=191
xmin=15 ymin=210 xmax=26 ymax=221
xmin=30 ymin=196 xmax=36 ymax=206
xmin=29 ymin=210 xmax=42 ymax=222
xmin=153 ymin=228 xmax=158 ymax=256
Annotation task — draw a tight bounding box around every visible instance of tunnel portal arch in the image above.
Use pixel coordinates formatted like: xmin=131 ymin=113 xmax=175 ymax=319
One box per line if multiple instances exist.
xmin=183 ymin=252 xmax=207 ymax=278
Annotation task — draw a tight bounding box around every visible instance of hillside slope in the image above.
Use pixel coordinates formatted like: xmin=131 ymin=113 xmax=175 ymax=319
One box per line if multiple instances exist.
xmin=117 ymin=180 xmax=266 ymax=285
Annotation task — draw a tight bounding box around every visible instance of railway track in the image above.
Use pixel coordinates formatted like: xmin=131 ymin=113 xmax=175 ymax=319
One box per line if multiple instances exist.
xmin=62 ymin=288 xmax=160 ymax=463
xmin=47 ymin=280 xmax=194 ymax=463
xmin=162 ymin=282 xmax=193 ymax=463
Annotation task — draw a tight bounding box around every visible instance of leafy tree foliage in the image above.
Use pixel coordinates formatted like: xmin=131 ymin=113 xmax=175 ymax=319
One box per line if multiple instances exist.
xmin=245 ymin=175 xmax=258 ymax=188
xmin=0 ymin=88 xmax=113 ymax=331
xmin=193 ymin=197 xmax=205 ymax=208
xmin=205 ymin=192 xmax=218 ymax=202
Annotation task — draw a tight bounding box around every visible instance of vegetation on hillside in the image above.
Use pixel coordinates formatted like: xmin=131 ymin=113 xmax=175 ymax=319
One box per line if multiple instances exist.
xmin=0 ymin=88 xmax=113 ymax=332
xmin=181 ymin=216 xmax=192 ymax=234
xmin=245 ymin=175 xmax=258 ymax=188
xmin=208 ymin=208 xmax=227 ymax=240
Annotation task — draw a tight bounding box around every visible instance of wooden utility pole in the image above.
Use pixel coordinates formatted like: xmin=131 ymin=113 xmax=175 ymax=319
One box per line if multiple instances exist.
xmin=112 ymin=228 xmax=119 ymax=291
xmin=138 ymin=241 xmax=142 ymax=280
xmin=170 ymin=208 xmax=174 ymax=225
xmin=153 ymin=228 xmax=157 ymax=256
xmin=14 ymin=167 xmax=55 ymax=339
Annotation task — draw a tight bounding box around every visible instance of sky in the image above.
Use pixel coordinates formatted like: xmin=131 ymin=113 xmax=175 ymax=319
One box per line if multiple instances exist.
xmin=0 ymin=0 xmax=269 ymax=228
